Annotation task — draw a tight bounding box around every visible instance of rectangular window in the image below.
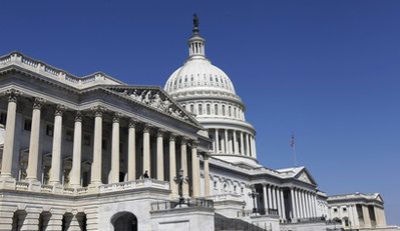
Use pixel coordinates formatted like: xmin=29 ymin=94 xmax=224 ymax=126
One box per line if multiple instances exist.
xmin=24 ymin=119 xmax=32 ymax=131
xmin=83 ymin=135 xmax=91 ymax=146
xmin=102 ymin=139 xmax=107 ymax=150
xmin=46 ymin=124 xmax=54 ymax=136
xmin=66 ymin=129 xmax=73 ymax=142
xmin=0 ymin=112 xmax=7 ymax=125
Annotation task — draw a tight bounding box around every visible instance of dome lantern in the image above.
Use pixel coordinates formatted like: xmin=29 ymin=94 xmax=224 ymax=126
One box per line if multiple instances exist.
xmin=188 ymin=14 xmax=206 ymax=59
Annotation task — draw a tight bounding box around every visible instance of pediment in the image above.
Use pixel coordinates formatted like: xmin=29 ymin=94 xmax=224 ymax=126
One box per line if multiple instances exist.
xmin=295 ymin=169 xmax=317 ymax=185
xmin=105 ymin=86 xmax=200 ymax=127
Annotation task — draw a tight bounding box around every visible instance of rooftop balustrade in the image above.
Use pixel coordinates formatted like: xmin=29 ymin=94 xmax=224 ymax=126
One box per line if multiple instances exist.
xmin=150 ymin=198 xmax=214 ymax=212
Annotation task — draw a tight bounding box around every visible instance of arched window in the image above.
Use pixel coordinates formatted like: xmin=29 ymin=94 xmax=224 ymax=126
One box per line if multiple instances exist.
xmin=222 ymin=105 xmax=226 ymax=116
xmin=214 ymin=104 xmax=219 ymax=115
xmin=190 ymin=104 xmax=194 ymax=113
xmin=111 ymin=212 xmax=138 ymax=231
xmin=198 ymin=104 xmax=203 ymax=115
xmin=206 ymin=104 xmax=211 ymax=115
xmin=234 ymin=107 xmax=237 ymax=118
xmin=228 ymin=106 xmax=232 ymax=117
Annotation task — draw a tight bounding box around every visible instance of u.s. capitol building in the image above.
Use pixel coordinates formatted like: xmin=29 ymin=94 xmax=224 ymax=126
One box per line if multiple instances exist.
xmin=0 ymin=18 xmax=396 ymax=231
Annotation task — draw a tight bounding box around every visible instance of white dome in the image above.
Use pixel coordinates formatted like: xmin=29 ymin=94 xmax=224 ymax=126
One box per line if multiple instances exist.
xmin=165 ymin=58 xmax=236 ymax=95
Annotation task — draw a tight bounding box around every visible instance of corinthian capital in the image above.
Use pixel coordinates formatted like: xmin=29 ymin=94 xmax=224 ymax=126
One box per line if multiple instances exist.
xmin=4 ymin=89 xmax=22 ymax=102
xmin=32 ymin=97 xmax=46 ymax=109
xmin=91 ymin=105 xmax=106 ymax=117
xmin=54 ymin=104 xmax=66 ymax=116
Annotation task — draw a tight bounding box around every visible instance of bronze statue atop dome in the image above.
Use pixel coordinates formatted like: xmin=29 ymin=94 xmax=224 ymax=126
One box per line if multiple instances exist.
xmin=193 ymin=14 xmax=200 ymax=33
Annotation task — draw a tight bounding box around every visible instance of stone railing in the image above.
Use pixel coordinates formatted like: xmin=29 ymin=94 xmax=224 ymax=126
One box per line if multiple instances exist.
xmin=150 ymin=198 xmax=214 ymax=212
xmin=0 ymin=52 xmax=121 ymax=88
xmin=99 ymin=179 xmax=170 ymax=192
xmin=207 ymin=193 xmax=243 ymax=202
xmin=0 ymin=179 xmax=169 ymax=196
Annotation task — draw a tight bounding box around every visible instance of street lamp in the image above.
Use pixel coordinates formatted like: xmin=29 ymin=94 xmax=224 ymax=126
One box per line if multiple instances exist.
xmin=248 ymin=186 xmax=259 ymax=214
xmin=174 ymin=169 xmax=188 ymax=206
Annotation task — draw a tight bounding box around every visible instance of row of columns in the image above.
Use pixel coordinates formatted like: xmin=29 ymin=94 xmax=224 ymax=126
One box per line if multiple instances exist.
xmin=212 ymin=128 xmax=256 ymax=157
xmin=262 ymin=184 xmax=286 ymax=219
xmin=290 ymin=187 xmax=318 ymax=220
xmin=0 ymin=91 xmax=210 ymax=198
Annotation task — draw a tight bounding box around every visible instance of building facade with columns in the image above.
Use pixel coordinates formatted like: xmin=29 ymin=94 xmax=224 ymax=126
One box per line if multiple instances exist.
xmin=0 ymin=19 xmax=394 ymax=231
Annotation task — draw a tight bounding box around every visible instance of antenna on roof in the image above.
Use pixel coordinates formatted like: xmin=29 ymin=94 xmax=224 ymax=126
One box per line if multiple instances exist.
xmin=290 ymin=131 xmax=298 ymax=166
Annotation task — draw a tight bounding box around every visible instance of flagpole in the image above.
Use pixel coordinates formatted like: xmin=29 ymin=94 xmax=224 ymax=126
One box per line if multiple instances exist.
xmin=291 ymin=132 xmax=298 ymax=167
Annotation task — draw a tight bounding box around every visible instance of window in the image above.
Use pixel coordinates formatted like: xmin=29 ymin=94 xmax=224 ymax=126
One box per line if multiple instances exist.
xmin=343 ymin=207 xmax=347 ymax=212
xmin=222 ymin=105 xmax=225 ymax=116
xmin=233 ymin=108 xmax=237 ymax=118
xmin=241 ymin=187 xmax=244 ymax=194
xmin=206 ymin=104 xmax=211 ymax=115
xmin=83 ymin=135 xmax=91 ymax=146
xmin=190 ymin=104 xmax=194 ymax=113
xmin=24 ymin=119 xmax=32 ymax=131
xmin=198 ymin=104 xmax=203 ymax=115
xmin=102 ymin=139 xmax=107 ymax=150
xmin=66 ymin=129 xmax=73 ymax=142
xmin=0 ymin=112 xmax=6 ymax=125
xmin=213 ymin=181 xmax=217 ymax=189
xmin=46 ymin=124 xmax=54 ymax=136
xmin=228 ymin=106 xmax=232 ymax=117
xmin=234 ymin=185 xmax=237 ymax=193
xmin=333 ymin=208 xmax=338 ymax=213
xmin=214 ymin=104 xmax=218 ymax=115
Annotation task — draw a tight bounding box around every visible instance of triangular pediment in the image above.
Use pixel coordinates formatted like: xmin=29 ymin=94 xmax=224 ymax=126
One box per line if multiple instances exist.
xmin=295 ymin=169 xmax=317 ymax=185
xmin=105 ymin=86 xmax=200 ymax=127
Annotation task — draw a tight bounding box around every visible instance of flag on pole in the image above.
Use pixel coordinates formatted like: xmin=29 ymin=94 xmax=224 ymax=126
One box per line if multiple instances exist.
xmin=290 ymin=132 xmax=297 ymax=166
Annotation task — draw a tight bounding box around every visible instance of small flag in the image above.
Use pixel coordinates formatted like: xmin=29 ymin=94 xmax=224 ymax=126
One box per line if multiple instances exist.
xmin=290 ymin=133 xmax=295 ymax=148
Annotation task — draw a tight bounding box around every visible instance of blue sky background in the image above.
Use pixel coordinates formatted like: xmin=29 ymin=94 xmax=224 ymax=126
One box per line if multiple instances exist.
xmin=1 ymin=0 xmax=399 ymax=224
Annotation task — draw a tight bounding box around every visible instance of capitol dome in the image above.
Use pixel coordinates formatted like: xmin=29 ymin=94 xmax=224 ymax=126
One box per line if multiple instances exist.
xmin=165 ymin=59 xmax=236 ymax=95
xmin=164 ymin=16 xmax=259 ymax=167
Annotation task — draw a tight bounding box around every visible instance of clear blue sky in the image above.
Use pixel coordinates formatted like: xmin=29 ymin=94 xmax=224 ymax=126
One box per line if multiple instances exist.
xmin=1 ymin=0 xmax=399 ymax=224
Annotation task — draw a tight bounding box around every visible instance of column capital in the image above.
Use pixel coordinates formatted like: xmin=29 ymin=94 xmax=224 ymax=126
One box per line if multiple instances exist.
xmin=74 ymin=111 xmax=83 ymax=122
xmin=180 ymin=137 xmax=188 ymax=145
xmin=157 ymin=128 xmax=166 ymax=137
xmin=128 ymin=118 xmax=139 ymax=128
xmin=54 ymin=104 xmax=66 ymax=116
xmin=112 ymin=112 xmax=123 ymax=123
xmin=169 ymin=133 xmax=177 ymax=141
xmin=143 ymin=123 xmax=152 ymax=132
xmin=4 ymin=89 xmax=22 ymax=102
xmin=32 ymin=97 xmax=46 ymax=109
xmin=91 ymin=105 xmax=106 ymax=117
xmin=191 ymin=140 xmax=199 ymax=148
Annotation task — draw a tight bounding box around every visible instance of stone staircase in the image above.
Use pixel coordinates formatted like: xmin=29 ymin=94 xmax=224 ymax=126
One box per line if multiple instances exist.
xmin=214 ymin=213 xmax=267 ymax=231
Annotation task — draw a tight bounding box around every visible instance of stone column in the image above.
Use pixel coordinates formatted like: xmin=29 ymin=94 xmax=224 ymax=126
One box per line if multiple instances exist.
xmin=251 ymin=135 xmax=257 ymax=158
xmin=1 ymin=89 xmax=20 ymax=178
xmin=191 ymin=141 xmax=200 ymax=197
xmin=49 ymin=105 xmax=65 ymax=185
xmin=281 ymin=189 xmax=287 ymax=220
xmin=214 ymin=129 xmax=219 ymax=153
xmin=272 ymin=186 xmax=277 ymax=210
xmin=69 ymin=112 xmax=83 ymax=187
xmin=296 ymin=189 xmax=302 ymax=219
xmin=127 ymin=119 xmax=136 ymax=181
xmin=204 ymin=155 xmax=211 ymax=197
xmin=263 ymin=184 xmax=269 ymax=214
xmin=143 ymin=124 xmax=151 ymax=175
xmin=233 ymin=130 xmax=239 ymax=154
xmin=245 ymin=133 xmax=250 ymax=156
xmin=90 ymin=106 xmax=105 ymax=186
xmin=305 ymin=191 xmax=311 ymax=218
xmin=267 ymin=185 xmax=273 ymax=211
xmin=26 ymin=97 xmax=45 ymax=181
xmin=276 ymin=187 xmax=282 ymax=216
xmin=169 ymin=134 xmax=178 ymax=196
xmin=46 ymin=211 xmax=63 ymax=231
xmin=290 ymin=188 xmax=296 ymax=219
xmin=156 ymin=129 xmax=165 ymax=181
xmin=110 ymin=113 xmax=121 ymax=184
xmin=352 ymin=204 xmax=360 ymax=227
xmin=240 ymin=132 xmax=245 ymax=155
xmin=180 ymin=138 xmax=189 ymax=197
